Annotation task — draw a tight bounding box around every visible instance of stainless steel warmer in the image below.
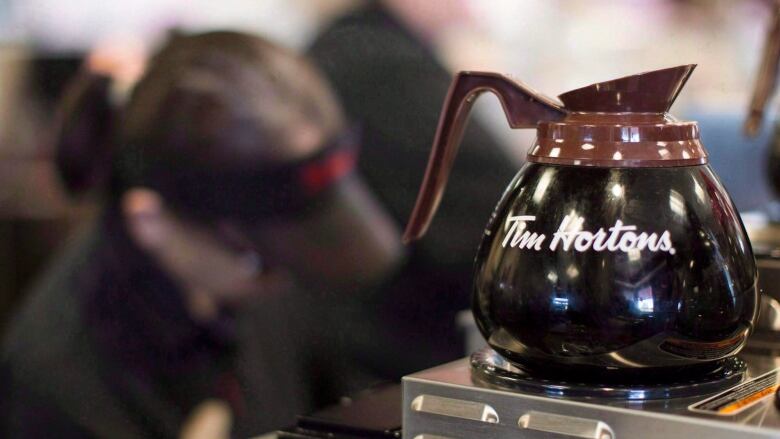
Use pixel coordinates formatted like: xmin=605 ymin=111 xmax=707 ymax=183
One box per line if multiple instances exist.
xmin=403 ymin=349 xmax=780 ymax=439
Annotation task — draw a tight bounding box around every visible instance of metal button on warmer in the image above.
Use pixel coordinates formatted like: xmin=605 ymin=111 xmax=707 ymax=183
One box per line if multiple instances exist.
xmin=518 ymin=411 xmax=615 ymax=439
xmin=410 ymin=395 xmax=499 ymax=423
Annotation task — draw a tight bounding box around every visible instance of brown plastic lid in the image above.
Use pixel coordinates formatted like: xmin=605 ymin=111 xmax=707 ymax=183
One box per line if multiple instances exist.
xmin=530 ymin=112 xmax=705 ymax=167
xmin=558 ymin=65 xmax=695 ymax=113
xmin=403 ymin=64 xmax=704 ymax=242
xmin=528 ymin=64 xmax=705 ymax=167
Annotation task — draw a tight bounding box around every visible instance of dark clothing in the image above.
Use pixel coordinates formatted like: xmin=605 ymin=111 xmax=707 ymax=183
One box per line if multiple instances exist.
xmin=1 ymin=214 xmax=369 ymax=438
xmin=308 ymin=4 xmax=518 ymax=373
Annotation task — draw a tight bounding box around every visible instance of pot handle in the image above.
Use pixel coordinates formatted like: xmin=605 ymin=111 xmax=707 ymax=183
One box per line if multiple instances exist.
xmin=403 ymin=71 xmax=566 ymax=243
xmin=745 ymin=2 xmax=780 ymax=137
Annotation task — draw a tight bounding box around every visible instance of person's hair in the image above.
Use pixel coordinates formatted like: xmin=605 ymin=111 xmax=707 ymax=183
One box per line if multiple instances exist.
xmin=54 ymin=31 xmax=346 ymax=203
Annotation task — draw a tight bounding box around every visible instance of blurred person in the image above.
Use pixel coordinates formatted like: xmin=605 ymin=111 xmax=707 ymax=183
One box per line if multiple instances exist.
xmin=1 ymin=31 xmax=404 ymax=438
xmin=308 ymin=0 xmax=518 ymax=372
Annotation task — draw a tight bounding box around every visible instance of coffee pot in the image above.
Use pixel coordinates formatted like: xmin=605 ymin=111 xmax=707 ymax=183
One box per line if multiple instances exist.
xmin=405 ymin=66 xmax=759 ymax=381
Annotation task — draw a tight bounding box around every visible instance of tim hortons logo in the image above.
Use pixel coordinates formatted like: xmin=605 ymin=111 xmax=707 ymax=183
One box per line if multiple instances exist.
xmin=501 ymin=214 xmax=676 ymax=255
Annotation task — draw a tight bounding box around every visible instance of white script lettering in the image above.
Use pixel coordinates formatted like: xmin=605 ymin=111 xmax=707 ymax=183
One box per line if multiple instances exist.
xmin=502 ymin=215 xmax=546 ymax=250
xmin=502 ymin=213 xmax=675 ymax=255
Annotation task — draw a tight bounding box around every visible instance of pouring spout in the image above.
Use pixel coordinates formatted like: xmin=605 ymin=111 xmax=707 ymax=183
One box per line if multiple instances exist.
xmin=557 ymin=64 xmax=696 ymax=113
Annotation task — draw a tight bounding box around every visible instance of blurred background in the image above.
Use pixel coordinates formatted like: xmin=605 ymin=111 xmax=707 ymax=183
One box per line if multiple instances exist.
xmin=0 ymin=0 xmax=780 ymax=437
xmin=0 ymin=0 xmax=775 ymax=336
